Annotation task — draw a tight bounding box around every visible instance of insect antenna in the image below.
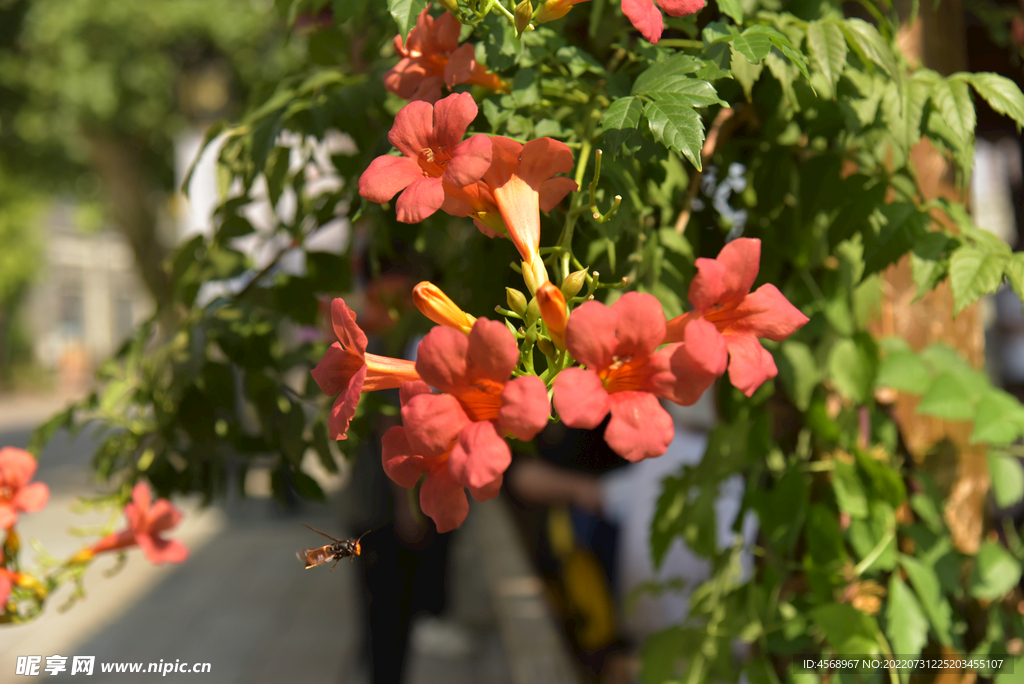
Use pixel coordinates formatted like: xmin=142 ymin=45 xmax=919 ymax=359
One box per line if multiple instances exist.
xmin=301 ymin=523 xmax=340 ymax=542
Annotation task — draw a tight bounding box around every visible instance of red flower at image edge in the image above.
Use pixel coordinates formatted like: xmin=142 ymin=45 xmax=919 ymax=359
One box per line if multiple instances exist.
xmin=359 ymin=92 xmax=493 ymax=224
xmin=0 ymin=568 xmax=20 ymax=606
xmin=84 ymin=483 xmax=188 ymax=565
xmin=382 ymin=319 xmax=550 ymax=532
xmin=553 ymin=292 xmax=726 ymax=462
xmin=385 ymin=7 xmax=507 ymax=103
xmin=0 ymin=447 xmax=49 ymax=529
xmin=663 ymin=238 xmax=809 ymax=397
xmin=622 ymin=0 xmax=706 ymax=44
xmin=312 ymin=298 xmax=421 ymax=440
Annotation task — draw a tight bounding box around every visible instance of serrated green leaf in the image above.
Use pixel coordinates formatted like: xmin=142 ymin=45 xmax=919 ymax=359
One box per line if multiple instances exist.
xmin=632 ymin=54 xmax=703 ymax=94
xmin=989 ymin=450 xmax=1024 ymax=507
xmin=876 ymin=349 xmax=932 ymax=394
xmin=972 ymin=390 xmax=1024 ymax=445
xmin=969 ymin=542 xmax=1022 ymax=600
xmin=901 ymin=555 xmax=953 ymax=646
xmin=730 ymin=44 xmax=763 ymax=100
xmin=843 ymin=18 xmax=900 ymax=85
xmin=717 ymin=0 xmax=743 ymax=24
xmin=948 ymin=246 xmax=1008 ymax=314
xmin=881 ymin=76 xmax=929 ymax=153
xmin=644 ymin=97 xmax=705 ymax=170
xmin=743 ymin=25 xmax=811 ymax=82
xmin=731 ymin=30 xmax=772 ymax=64
xmin=806 ymin=21 xmax=847 ymax=98
xmin=828 ymin=337 xmax=873 ymax=403
xmin=909 ymin=231 xmax=951 ymax=299
xmin=887 ymin=576 xmax=930 ymax=659
xmin=601 ymin=96 xmax=643 ymax=155
xmin=929 ymin=77 xmax=976 ymax=151
xmin=964 ymin=72 xmax=1024 ymax=129
xmin=388 ymin=0 xmax=427 ymax=40
xmin=916 ymin=372 xmax=977 ymax=420
xmin=863 ymin=203 xmax=931 ymax=277
xmin=1004 ymin=252 xmax=1024 ymax=302
xmin=635 ymin=76 xmax=726 ymax=106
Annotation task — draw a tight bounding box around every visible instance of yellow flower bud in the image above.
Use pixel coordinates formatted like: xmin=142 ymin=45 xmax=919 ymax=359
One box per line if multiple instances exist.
xmin=412 ymin=282 xmax=476 ymax=334
xmin=536 ymin=282 xmax=568 ymax=350
xmin=514 ymin=0 xmax=533 ymax=36
xmin=506 ymin=287 xmax=528 ymax=317
xmin=560 ymin=268 xmax=587 ymax=299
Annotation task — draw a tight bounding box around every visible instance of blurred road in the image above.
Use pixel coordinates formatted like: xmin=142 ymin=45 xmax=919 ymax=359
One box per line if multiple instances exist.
xmin=0 ymin=395 xmax=509 ymax=683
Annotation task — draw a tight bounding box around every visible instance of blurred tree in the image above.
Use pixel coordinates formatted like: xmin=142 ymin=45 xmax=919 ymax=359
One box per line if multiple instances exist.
xmin=0 ymin=0 xmax=300 ymax=310
xmin=0 ymin=169 xmax=40 ymax=385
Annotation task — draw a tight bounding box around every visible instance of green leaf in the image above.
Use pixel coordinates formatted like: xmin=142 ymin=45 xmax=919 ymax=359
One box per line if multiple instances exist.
xmin=806 ymin=21 xmax=847 ymax=98
xmin=842 ymin=18 xmax=900 ymax=84
xmin=1004 ymin=252 xmax=1024 ymax=302
xmin=832 ymin=459 xmax=868 ymax=518
xmin=863 ymin=203 xmax=931 ymax=277
xmin=828 ymin=337 xmax=874 ymax=404
xmin=731 ymin=29 xmax=772 ymax=65
xmin=632 ymin=54 xmax=702 ymax=95
xmin=989 ymin=450 xmax=1024 ymax=507
xmin=929 ymin=77 xmax=976 ymax=152
xmin=848 ymin=500 xmax=897 ymax=571
xmin=657 ymin=227 xmax=693 ymax=259
xmin=916 ymin=371 xmax=978 ymax=420
xmin=635 ymin=77 xmax=726 ymax=106
xmin=886 ymin=576 xmax=930 ymax=659
xmin=730 ymin=45 xmax=764 ymax=101
xmin=743 ymin=25 xmax=811 ymax=81
xmin=644 ymin=97 xmax=705 ymax=170
xmin=969 ymin=541 xmax=1023 ymax=600
xmin=909 ymin=231 xmax=952 ymax=299
xmin=717 ymin=0 xmax=743 ymax=24
xmin=388 ymin=0 xmax=426 ymax=40
xmin=601 ymin=96 xmax=644 ymax=156
xmin=811 ymin=604 xmax=881 ymax=655
xmin=881 ymin=76 xmax=930 ymax=153
xmin=901 ymin=555 xmax=954 ymax=646
xmin=948 ymin=246 xmax=1008 ymax=315
xmin=972 ymin=390 xmax=1024 ymax=445
xmin=964 ymin=72 xmax=1024 ymax=129
xmin=777 ymin=340 xmax=818 ymax=411
xmin=875 ymin=348 xmax=932 ymax=394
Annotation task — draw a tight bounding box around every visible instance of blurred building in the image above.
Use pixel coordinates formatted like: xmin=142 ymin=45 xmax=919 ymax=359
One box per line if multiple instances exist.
xmin=22 ymin=202 xmax=152 ymax=388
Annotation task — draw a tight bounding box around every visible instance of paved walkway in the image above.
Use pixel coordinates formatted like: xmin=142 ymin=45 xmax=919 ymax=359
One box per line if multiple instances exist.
xmin=0 ymin=395 xmax=510 ymax=683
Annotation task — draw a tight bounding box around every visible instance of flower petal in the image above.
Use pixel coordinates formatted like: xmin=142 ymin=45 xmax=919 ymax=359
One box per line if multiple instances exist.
xmin=621 ymin=0 xmax=666 ymax=43
xmin=432 ymin=92 xmax=478 ymax=151
xmin=388 ymin=100 xmax=435 ymax=158
xmin=0 ymin=573 xmax=11 ymax=606
xmin=411 ymin=76 xmax=445 ymax=104
xmin=381 ymin=426 xmax=429 ymax=489
xmin=11 ymin=482 xmax=49 ymax=514
xmin=564 ymin=300 xmax=619 ymax=370
xmin=402 ymin=392 xmax=471 ymax=456
xmin=331 ymin=298 xmax=368 ymax=357
xmin=136 ymin=534 xmax=189 ymax=565
xmin=444 ymin=134 xmax=493 ymax=187
xmin=396 ymin=176 xmax=445 ymax=223
xmin=143 ymin=498 xmax=183 ymax=535
xmin=0 ymin=447 xmax=38 ymax=488
xmin=604 ymin=392 xmax=674 ymax=461
xmin=539 ymin=177 xmax=579 ymax=212
xmin=358 ymin=155 xmax=423 ymax=203
xmin=311 ymin=343 xmax=365 ymax=396
xmin=649 ymin=317 xmax=727 ymax=405
xmin=416 ymin=325 xmax=469 ymax=390
xmin=328 ymin=364 xmax=367 ymax=440
xmin=0 ymin=506 xmax=17 ymax=529
xmin=468 ymin=472 xmax=503 ymax=502
xmin=468 ymin=318 xmax=518 ymax=383
xmin=519 ymin=138 xmax=575 ymax=188
xmin=726 ymin=334 xmax=778 ymax=397
xmin=611 ymin=292 xmax=666 ymax=359
xmin=432 ymin=9 xmax=463 ymax=51
xmin=553 ymin=367 xmax=611 ymax=429
xmin=690 ymin=237 xmax=761 ymax=310
xmin=443 ymin=43 xmax=478 ymax=88
xmin=420 ymin=469 xmax=469 ymax=533
xmin=400 ymin=380 xmax=433 ymax=406
xmin=499 ymin=375 xmax=551 ymax=441
xmin=657 ymin=0 xmax=707 ymax=17
xmin=449 ymin=420 xmax=512 ymax=490
xmin=717 ymin=284 xmax=809 ymax=341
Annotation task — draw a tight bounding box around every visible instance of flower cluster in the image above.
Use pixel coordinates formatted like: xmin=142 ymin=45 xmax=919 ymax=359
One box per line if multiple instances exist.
xmin=315 ymin=4 xmax=807 ymax=533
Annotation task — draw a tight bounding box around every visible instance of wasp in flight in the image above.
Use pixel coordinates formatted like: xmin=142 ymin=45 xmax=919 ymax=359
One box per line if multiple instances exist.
xmin=297 ymin=524 xmax=367 ymax=570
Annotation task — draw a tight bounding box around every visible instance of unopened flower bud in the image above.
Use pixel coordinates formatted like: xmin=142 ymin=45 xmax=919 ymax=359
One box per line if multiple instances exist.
xmin=560 ymin=269 xmax=587 ymax=299
xmin=536 ymin=0 xmax=580 ymax=23
xmin=437 ymin=0 xmax=460 ymax=14
xmin=536 ymin=282 xmax=568 ymax=350
xmin=522 ymin=258 xmax=549 ymax=295
xmin=3 ymin=529 xmax=19 ymax=558
xmin=537 ymin=337 xmax=555 ymax=358
xmin=413 ymin=282 xmax=476 ymax=334
xmin=526 ymin=297 xmax=540 ymax=327
xmin=506 ymin=287 xmax=528 ymax=317
xmin=514 ymin=0 xmax=533 ymax=36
